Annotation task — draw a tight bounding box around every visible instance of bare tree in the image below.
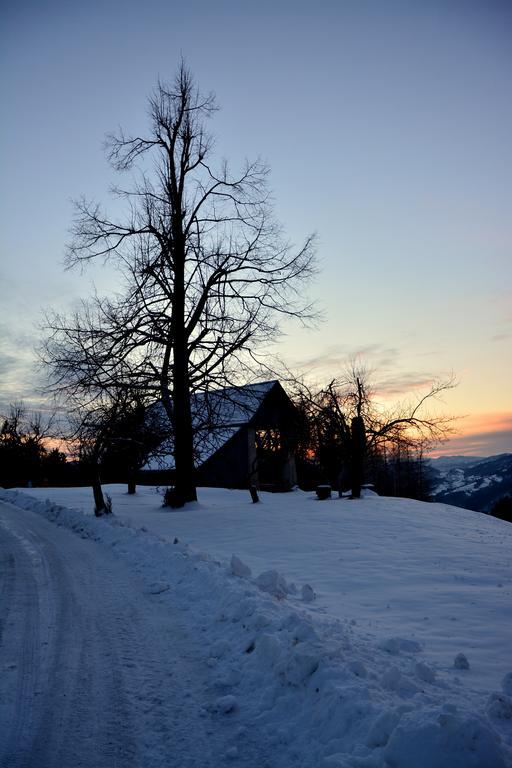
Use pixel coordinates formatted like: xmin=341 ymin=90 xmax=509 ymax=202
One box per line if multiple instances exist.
xmin=43 ymin=63 xmax=316 ymax=506
xmin=292 ymin=367 xmax=457 ymax=498
xmin=65 ymin=388 xmax=167 ymax=514
xmin=69 ymin=400 xmax=113 ymax=516
xmin=100 ymin=393 xmax=171 ymax=495
xmin=361 ymin=374 xmax=458 ymax=455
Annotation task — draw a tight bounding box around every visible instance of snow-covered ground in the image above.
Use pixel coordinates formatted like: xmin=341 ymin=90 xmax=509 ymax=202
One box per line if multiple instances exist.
xmin=2 ymin=484 xmax=512 ymax=767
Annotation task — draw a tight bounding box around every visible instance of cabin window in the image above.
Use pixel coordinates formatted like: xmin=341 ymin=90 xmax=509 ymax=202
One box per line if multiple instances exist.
xmin=256 ymin=429 xmax=282 ymax=452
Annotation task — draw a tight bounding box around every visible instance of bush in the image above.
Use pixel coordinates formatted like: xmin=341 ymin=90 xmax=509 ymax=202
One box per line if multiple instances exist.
xmin=490 ymin=495 xmax=512 ymax=523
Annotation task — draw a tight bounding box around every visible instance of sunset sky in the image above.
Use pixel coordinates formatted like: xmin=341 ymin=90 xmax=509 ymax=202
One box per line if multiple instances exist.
xmin=1 ymin=0 xmax=511 ymax=456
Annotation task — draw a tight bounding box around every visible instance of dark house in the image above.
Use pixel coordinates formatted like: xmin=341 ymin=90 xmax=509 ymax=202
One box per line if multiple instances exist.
xmin=142 ymin=381 xmax=299 ymax=490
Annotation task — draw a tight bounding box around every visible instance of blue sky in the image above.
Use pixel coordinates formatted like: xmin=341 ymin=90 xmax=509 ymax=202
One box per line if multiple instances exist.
xmin=1 ymin=0 xmax=511 ymax=454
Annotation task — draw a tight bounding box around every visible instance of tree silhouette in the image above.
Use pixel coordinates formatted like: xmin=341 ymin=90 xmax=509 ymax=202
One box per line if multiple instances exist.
xmin=44 ymin=63 xmax=316 ymax=506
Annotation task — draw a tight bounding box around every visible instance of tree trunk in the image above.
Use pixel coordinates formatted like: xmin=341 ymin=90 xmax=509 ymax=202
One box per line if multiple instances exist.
xmin=92 ymin=469 xmax=107 ymax=516
xmin=350 ymin=416 xmax=366 ymax=499
xmin=169 ymin=224 xmax=197 ymax=507
xmin=127 ymin=467 xmax=136 ymax=495
xmin=172 ymin=375 xmax=197 ymax=506
xmin=160 ymin=370 xmax=196 ymax=507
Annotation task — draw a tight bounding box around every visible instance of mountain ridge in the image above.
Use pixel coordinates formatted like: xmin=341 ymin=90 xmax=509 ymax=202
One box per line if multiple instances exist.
xmin=427 ymin=453 xmax=512 ymax=513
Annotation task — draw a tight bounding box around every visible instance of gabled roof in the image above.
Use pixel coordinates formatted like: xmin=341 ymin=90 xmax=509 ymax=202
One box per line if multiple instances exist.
xmin=144 ymin=380 xmax=281 ymax=471
xmin=193 ymin=380 xmax=279 ymax=429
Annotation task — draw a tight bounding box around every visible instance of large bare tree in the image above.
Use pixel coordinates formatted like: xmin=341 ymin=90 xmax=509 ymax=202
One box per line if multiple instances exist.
xmin=44 ymin=64 xmax=316 ymax=505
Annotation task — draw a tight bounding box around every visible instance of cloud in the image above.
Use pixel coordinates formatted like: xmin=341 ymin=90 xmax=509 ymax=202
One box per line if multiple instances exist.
xmin=489 ymin=292 xmax=512 ymax=342
xmin=431 ymin=412 xmax=512 ymax=457
xmin=291 ymin=343 xmax=401 ymax=374
xmin=287 ymin=342 xmax=453 ymax=405
xmin=374 ymin=372 xmax=440 ymax=398
xmin=461 ymin=413 xmax=512 ymax=433
xmin=0 ymin=351 xmax=17 ymax=377
xmin=0 ymin=322 xmax=46 ymax=413
xmin=492 ymin=332 xmax=512 ymax=343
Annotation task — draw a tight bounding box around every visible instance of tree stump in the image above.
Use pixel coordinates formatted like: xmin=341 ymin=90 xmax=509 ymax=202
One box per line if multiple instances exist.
xmin=316 ymin=484 xmax=331 ymax=500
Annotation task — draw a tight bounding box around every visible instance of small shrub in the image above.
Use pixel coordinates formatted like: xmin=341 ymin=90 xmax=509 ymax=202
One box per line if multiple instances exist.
xmin=491 ymin=495 xmax=512 ymax=523
xmin=94 ymin=490 xmax=113 ymax=516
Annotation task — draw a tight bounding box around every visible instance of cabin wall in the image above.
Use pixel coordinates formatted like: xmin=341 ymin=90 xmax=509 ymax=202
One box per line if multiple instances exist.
xmin=249 ymin=385 xmax=298 ymax=490
xmin=198 ymin=383 xmax=299 ymax=490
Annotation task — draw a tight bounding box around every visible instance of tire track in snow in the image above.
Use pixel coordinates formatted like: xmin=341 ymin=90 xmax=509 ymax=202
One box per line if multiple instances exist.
xmin=0 ymin=501 xmax=271 ymax=767
xmin=0 ymin=516 xmax=46 ymax=767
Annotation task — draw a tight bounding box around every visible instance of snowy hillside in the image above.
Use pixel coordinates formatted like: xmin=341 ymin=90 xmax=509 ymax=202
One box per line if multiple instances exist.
xmin=2 ymin=485 xmax=512 ymax=767
xmin=429 ymin=453 xmax=512 ymax=513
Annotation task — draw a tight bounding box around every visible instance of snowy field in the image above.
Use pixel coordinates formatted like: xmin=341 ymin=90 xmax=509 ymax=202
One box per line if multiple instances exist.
xmin=2 ymin=484 xmax=512 ymax=767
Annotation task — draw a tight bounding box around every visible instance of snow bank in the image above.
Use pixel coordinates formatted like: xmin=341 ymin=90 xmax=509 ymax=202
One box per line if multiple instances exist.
xmin=17 ymin=484 xmax=512 ymax=699
xmin=2 ymin=487 xmax=512 ymax=767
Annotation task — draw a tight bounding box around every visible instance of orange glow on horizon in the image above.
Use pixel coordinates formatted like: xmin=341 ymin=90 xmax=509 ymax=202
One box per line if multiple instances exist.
xmin=44 ymin=437 xmax=74 ymax=459
xmin=429 ymin=411 xmax=512 ymax=458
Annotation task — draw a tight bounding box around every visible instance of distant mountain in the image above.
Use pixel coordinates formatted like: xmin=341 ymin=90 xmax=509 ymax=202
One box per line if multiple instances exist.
xmin=427 ymin=453 xmax=512 ymax=513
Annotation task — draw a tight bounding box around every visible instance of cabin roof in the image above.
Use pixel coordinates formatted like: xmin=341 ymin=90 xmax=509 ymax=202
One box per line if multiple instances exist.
xmin=144 ymin=380 xmax=283 ymax=471
xmin=193 ymin=380 xmax=279 ymax=429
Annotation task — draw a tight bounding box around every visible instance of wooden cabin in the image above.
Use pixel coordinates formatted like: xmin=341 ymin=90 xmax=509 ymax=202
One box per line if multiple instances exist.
xmin=142 ymin=380 xmax=299 ymax=490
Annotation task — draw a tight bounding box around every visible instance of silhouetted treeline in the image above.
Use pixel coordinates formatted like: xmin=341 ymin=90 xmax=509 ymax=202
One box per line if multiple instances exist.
xmin=0 ymin=404 xmax=67 ymax=488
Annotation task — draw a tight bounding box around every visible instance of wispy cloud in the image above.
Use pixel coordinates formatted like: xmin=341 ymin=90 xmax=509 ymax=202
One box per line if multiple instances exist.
xmin=374 ymin=373 xmax=440 ymax=398
xmin=291 ymin=343 xmax=401 ymax=375
xmin=0 ymin=322 xmax=46 ymax=413
xmin=289 ymin=342 xmax=451 ymax=403
xmin=431 ymin=412 xmax=512 ymax=457
xmin=461 ymin=413 xmax=512 ymax=433
xmin=489 ymin=292 xmax=512 ymax=342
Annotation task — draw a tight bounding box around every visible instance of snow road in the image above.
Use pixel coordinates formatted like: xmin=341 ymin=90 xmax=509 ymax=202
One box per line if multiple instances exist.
xmin=0 ymin=500 xmax=263 ymax=768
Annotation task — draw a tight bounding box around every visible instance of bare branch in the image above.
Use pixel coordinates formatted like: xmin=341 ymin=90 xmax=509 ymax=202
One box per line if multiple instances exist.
xmin=43 ymin=65 xmax=318 ymax=505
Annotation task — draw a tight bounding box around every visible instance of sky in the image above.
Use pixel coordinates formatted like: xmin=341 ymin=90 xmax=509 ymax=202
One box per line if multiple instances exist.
xmin=1 ymin=0 xmax=511 ymax=456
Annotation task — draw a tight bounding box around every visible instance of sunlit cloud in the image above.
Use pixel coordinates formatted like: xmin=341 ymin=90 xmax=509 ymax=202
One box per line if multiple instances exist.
xmin=374 ymin=373 xmax=441 ymax=398
xmin=430 ymin=412 xmax=512 ymax=457
xmin=463 ymin=413 xmax=512 ymax=433
xmin=285 ymin=343 xmax=455 ymax=408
